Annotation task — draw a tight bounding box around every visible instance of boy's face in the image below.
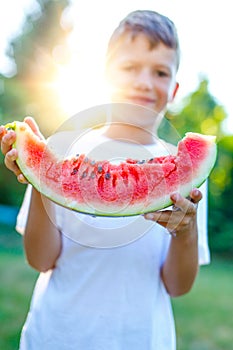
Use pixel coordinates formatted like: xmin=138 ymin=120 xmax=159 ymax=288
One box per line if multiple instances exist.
xmin=106 ymin=33 xmax=179 ymax=116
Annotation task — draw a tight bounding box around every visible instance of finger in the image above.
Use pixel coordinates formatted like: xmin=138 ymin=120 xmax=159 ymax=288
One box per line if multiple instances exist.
xmin=17 ymin=173 xmax=28 ymax=184
xmin=144 ymin=211 xmax=164 ymax=222
xmin=0 ymin=125 xmax=6 ymax=141
xmin=189 ymin=188 xmax=202 ymax=204
xmin=144 ymin=210 xmax=183 ymax=234
xmin=144 ymin=210 xmax=175 ymax=227
xmin=1 ymin=131 xmax=16 ymax=155
xmin=24 ymin=117 xmax=44 ymax=139
xmin=4 ymin=149 xmax=21 ymax=174
xmin=4 ymin=149 xmax=27 ymax=183
xmin=170 ymin=193 xmax=196 ymax=215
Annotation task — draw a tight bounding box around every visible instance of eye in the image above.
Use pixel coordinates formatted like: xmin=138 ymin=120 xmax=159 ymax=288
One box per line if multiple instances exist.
xmin=121 ymin=64 xmax=137 ymax=72
xmin=156 ymin=70 xmax=169 ymax=77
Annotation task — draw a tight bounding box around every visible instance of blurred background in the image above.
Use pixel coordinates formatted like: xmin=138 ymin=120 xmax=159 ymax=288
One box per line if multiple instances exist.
xmin=0 ymin=1 xmax=232 ymax=349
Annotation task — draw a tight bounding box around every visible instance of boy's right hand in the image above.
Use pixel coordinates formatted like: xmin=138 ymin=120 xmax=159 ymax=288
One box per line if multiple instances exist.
xmin=0 ymin=117 xmax=43 ymax=184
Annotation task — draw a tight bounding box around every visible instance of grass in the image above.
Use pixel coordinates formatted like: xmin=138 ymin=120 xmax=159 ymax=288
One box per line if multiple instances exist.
xmin=172 ymin=257 xmax=233 ymax=350
xmin=0 ymin=253 xmax=38 ymax=350
xmin=0 ymin=223 xmax=233 ymax=349
xmin=0 ymin=224 xmax=38 ymax=350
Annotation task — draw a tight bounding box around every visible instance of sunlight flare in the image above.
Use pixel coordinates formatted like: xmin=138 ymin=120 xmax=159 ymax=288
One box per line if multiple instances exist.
xmin=52 ymin=53 xmax=110 ymax=116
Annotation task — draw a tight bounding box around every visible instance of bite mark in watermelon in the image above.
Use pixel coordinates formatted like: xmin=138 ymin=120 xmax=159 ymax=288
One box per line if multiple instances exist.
xmin=5 ymin=122 xmax=217 ymax=216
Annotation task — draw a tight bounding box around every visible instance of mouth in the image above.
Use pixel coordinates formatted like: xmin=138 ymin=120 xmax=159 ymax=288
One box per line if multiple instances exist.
xmin=125 ymin=95 xmax=156 ymax=106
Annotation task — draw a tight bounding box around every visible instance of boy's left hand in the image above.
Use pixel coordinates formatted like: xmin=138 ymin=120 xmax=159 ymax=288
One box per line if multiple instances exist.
xmin=144 ymin=188 xmax=202 ymax=237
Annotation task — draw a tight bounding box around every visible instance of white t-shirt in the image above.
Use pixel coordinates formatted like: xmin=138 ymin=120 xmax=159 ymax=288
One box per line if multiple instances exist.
xmin=16 ymin=131 xmax=210 ymax=350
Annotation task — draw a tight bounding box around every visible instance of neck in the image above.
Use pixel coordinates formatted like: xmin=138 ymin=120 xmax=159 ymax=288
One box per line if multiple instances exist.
xmin=103 ymin=123 xmax=157 ymax=145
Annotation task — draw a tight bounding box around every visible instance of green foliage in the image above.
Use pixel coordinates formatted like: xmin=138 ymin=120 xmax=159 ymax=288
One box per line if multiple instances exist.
xmin=208 ymin=135 xmax=233 ymax=255
xmin=159 ymin=78 xmax=226 ymax=142
xmin=0 ymin=157 xmax=26 ymax=206
xmin=0 ymin=76 xmax=27 ymax=125
xmin=0 ymin=77 xmax=28 ymax=206
xmin=9 ymin=0 xmax=71 ymax=79
xmin=5 ymin=0 xmax=71 ymax=136
xmin=159 ymin=77 xmax=233 ymax=256
xmin=172 ymin=79 xmax=225 ymax=139
xmin=0 ymin=0 xmax=71 ymax=206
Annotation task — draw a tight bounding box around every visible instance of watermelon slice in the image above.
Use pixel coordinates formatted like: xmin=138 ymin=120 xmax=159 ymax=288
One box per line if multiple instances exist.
xmin=5 ymin=121 xmax=217 ymax=217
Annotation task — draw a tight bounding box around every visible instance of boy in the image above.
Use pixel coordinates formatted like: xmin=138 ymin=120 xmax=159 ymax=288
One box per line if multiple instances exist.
xmin=0 ymin=10 xmax=209 ymax=350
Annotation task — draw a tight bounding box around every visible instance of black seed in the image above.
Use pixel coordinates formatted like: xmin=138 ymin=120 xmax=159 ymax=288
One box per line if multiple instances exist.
xmin=82 ymin=171 xmax=87 ymax=178
xmin=105 ymin=172 xmax=111 ymax=180
xmin=76 ymin=153 xmax=79 ymax=157
xmin=149 ymin=158 xmax=154 ymax=162
xmin=97 ymin=165 xmax=103 ymax=173
xmin=90 ymin=160 xmax=96 ymax=166
xmin=84 ymin=157 xmax=89 ymax=163
xmin=137 ymin=160 xmax=146 ymax=164
xmin=90 ymin=171 xmax=95 ymax=179
xmin=71 ymin=169 xmax=78 ymax=175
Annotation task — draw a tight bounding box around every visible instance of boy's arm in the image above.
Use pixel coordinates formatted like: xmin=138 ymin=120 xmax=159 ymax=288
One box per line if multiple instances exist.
xmin=0 ymin=121 xmax=62 ymax=272
xmin=24 ymin=188 xmax=62 ymax=272
xmin=160 ymin=221 xmax=198 ymax=297
xmin=144 ymin=189 xmax=201 ymax=297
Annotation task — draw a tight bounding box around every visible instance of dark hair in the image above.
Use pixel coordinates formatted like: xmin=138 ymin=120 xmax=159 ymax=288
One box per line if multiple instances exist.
xmin=106 ymin=10 xmax=180 ymax=68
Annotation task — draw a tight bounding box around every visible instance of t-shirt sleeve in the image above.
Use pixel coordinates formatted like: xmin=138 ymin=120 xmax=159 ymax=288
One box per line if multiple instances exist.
xmin=197 ymin=181 xmax=210 ymax=265
xmin=16 ymin=185 xmax=32 ymax=235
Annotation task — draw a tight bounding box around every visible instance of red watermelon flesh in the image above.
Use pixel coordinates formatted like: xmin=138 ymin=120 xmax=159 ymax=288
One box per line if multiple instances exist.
xmin=6 ymin=122 xmax=217 ymax=216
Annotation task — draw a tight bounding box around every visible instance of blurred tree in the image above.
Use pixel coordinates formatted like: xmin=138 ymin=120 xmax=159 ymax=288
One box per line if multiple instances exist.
xmin=170 ymin=78 xmax=226 ymax=139
xmin=4 ymin=0 xmax=72 ymax=136
xmin=0 ymin=0 xmax=71 ymax=206
xmin=0 ymin=76 xmax=28 ymax=123
xmin=0 ymin=76 xmax=29 ymax=207
xmin=159 ymin=76 xmax=226 ymax=143
xmin=208 ymin=135 xmax=233 ymax=256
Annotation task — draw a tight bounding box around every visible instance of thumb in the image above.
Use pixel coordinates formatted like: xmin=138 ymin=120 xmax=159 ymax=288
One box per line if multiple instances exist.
xmin=24 ymin=116 xmax=44 ymax=140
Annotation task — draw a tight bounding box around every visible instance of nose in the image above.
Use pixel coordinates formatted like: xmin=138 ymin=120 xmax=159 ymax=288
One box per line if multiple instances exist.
xmin=133 ymin=69 xmax=153 ymax=90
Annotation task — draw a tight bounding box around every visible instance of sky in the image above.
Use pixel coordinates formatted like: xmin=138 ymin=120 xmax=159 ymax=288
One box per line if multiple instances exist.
xmin=0 ymin=0 xmax=232 ymax=134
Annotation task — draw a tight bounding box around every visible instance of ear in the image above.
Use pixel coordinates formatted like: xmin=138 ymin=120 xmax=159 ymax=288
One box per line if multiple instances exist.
xmin=170 ymin=82 xmax=179 ymax=101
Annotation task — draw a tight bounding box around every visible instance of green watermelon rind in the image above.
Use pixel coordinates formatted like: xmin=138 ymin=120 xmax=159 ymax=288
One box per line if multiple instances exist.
xmin=6 ymin=122 xmax=217 ymax=217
